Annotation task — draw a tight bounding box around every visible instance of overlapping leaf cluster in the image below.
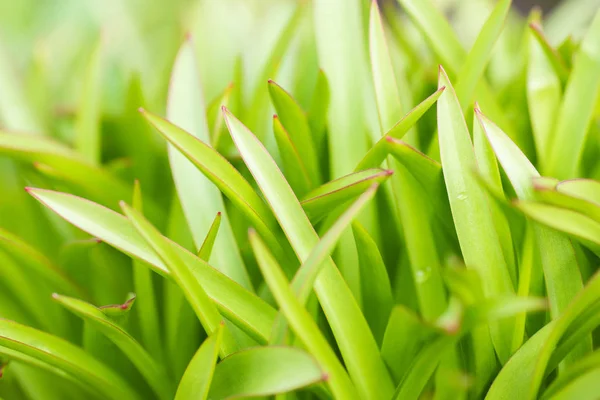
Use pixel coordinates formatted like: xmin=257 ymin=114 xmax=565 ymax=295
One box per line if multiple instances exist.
xmin=0 ymin=0 xmax=599 ymax=399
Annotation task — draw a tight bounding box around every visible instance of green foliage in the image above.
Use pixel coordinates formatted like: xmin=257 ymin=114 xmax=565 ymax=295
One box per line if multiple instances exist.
xmin=0 ymin=0 xmax=599 ymax=399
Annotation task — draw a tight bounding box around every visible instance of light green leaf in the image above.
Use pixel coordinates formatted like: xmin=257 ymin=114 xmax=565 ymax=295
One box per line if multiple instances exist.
xmin=356 ymin=87 xmax=445 ymax=171
xmin=27 ymin=188 xmax=276 ymax=344
xmin=209 ymin=347 xmax=325 ymax=399
xmin=307 ymin=69 xmax=329 ymax=155
xmin=301 ymin=169 xmax=392 ymax=224
xmin=52 ymin=294 xmax=173 ymax=400
xmin=166 ymin=39 xmax=251 ymax=290
xmin=273 ymin=115 xmax=312 ymax=198
xmin=534 ymin=185 xmax=600 ymax=224
xmin=0 ymin=319 xmax=139 ymax=400
xmin=437 ymin=67 xmax=514 ymax=365
xmin=545 ymin=10 xmax=600 ymax=178
xmin=120 ymin=202 xmax=238 ymax=356
xmin=175 ymin=324 xmax=223 ymax=400
xmin=557 ymin=179 xmax=600 ymax=205
xmin=268 ymin=80 xmax=321 ymax=186
xmin=197 ymin=212 xmax=222 ymax=261
xmin=543 ymin=350 xmax=600 ymax=400
xmin=224 ymin=108 xmax=394 ymax=399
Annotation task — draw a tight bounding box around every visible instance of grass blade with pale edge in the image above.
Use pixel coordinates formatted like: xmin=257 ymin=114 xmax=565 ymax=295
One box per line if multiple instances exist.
xmin=0 ymin=319 xmax=139 ymax=400
xmin=437 ymin=67 xmax=514 ymax=365
xmin=206 ymin=83 xmax=234 ymax=150
xmin=166 ymin=39 xmax=251 ymax=290
xmin=140 ymin=110 xmax=283 ymax=257
xmin=369 ymin=0 xmax=403 ymax=132
xmin=248 ymin=232 xmax=356 ymax=399
xmin=542 ymin=351 xmax=600 ymax=399
xmin=208 ymin=346 xmax=325 ymax=399
xmin=557 ymin=179 xmax=600 ymax=204
xmin=515 ymin=202 xmax=600 ymax=251
xmin=473 ymin=106 xmax=516 ymax=287
xmin=529 ymin=21 xmax=569 ymax=83
xmin=352 ymin=221 xmax=393 ymax=345
xmin=355 ymin=87 xmax=445 ymax=171
xmin=27 ymin=188 xmax=276 ymax=344
xmin=533 ymin=186 xmax=600 ymax=224
xmin=224 ymin=108 xmax=394 ymax=399
xmin=300 ymin=169 xmax=392 ymax=224
xmin=197 ymin=212 xmax=221 ymax=260
xmin=268 ymin=80 xmax=321 ymax=186
xmin=52 ymin=294 xmax=173 ymax=400
xmin=488 ymin=271 xmax=600 ymax=400
xmin=75 ymin=38 xmax=102 ymax=165
xmin=307 ymin=70 xmax=329 ymax=155
xmin=174 ymin=324 xmax=223 ymax=400
xmin=120 ymin=202 xmax=238 ymax=357
xmin=545 ymin=10 xmax=600 ymax=178
xmin=131 ymin=181 xmax=163 ymax=364
xmin=476 ymin=112 xmax=588 ymax=342
xmin=272 ymin=184 xmax=380 ymax=344
xmin=527 ymin=13 xmax=562 ymax=166
xmin=273 ymin=115 xmax=312 ymax=197
xmin=454 ymin=0 xmax=511 ymax=109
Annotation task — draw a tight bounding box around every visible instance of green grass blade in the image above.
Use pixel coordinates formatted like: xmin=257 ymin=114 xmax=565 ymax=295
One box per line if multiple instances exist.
xmin=272 ymin=184 xmax=380 ymax=344
xmin=141 ymin=110 xmax=282 ymax=255
xmin=352 ymin=220 xmax=393 ymax=345
xmin=476 ymin=111 xmax=587 ymax=324
xmin=557 ymin=179 xmax=600 ymax=204
xmin=300 ymin=169 xmax=392 ymax=224
xmin=268 ymin=80 xmax=321 ymax=185
xmin=75 ymin=38 xmax=103 ymax=166
xmin=209 ymin=346 xmax=325 ymax=399
xmin=273 ymin=115 xmax=312 ymax=197
xmin=545 ymin=10 xmax=600 ymax=178
xmin=527 ymin=15 xmax=562 ymax=166
xmin=131 ymin=181 xmax=164 ymax=364
xmin=120 ymin=202 xmax=238 ymax=356
xmin=454 ymin=0 xmax=511 ymax=109
xmin=356 ymin=87 xmax=444 ymax=171
xmin=533 ymin=186 xmax=600 ymax=224
xmin=542 ymin=350 xmax=600 ymax=399
xmin=197 ymin=212 xmax=221 ymax=261
xmin=52 ymin=294 xmax=173 ymax=400
xmin=27 ymin=188 xmax=276 ymax=344
xmin=0 ymin=319 xmax=139 ymax=400
xmin=167 ymin=39 xmax=251 ymax=290
xmin=206 ymin=83 xmax=234 ymax=150
xmin=369 ymin=0 xmax=403 ymax=132
xmin=175 ymin=324 xmax=223 ymax=400
xmin=224 ymin=108 xmax=395 ymax=399
xmin=529 ymin=21 xmax=569 ymax=83
xmin=437 ymin=67 xmax=514 ymax=364
xmin=473 ymin=106 xmax=516 ymax=287
xmin=307 ymin=69 xmax=330 ymax=155
xmin=248 ymin=232 xmax=357 ymax=399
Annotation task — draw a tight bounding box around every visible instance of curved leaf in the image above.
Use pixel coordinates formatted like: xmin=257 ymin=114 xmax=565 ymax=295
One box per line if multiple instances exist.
xmin=209 ymin=347 xmax=325 ymax=399
xmin=273 ymin=115 xmax=312 ymax=197
xmin=557 ymin=179 xmax=600 ymax=205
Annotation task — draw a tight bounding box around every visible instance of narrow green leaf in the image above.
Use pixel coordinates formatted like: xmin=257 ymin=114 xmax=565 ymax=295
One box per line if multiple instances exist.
xmin=206 ymin=83 xmax=234 ymax=150
xmin=273 ymin=115 xmax=312 ymax=198
xmin=249 ymin=232 xmax=356 ymax=399
xmin=175 ymin=324 xmax=223 ymax=400
xmin=209 ymin=347 xmax=325 ymax=399
xmin=356 ymin=87 xmax=444 ymax=171
xmin=224 ymin=108 xmax=395 ymax=399
xmin=141 ymin=110 xmax=283 ymax=258
xmin=197 ymin=212 xmax=221 ymax=261
xmin=120 ymin=202 xmax=238 ymax=356
xmin=543 ymin=350 xmax=600 ymax=399
xmin=268 ymin=80 xmax=321 ymax=185
xmin=545 ymin=10 xmax=600 ymax=178
xmin=476 ymin=111 xmax=587 ymax=325
xmin=527 ymin=15 xmax=562 ymax=165
xmin=75 ymin=38 xmax=103 ymax=165
xmin=437 ymin=67 xmax=514 ymax=364
xmin=454 ymin=0 xmax=511 ymax=109
xmin=167 ymin=39 xmax=251 ymax=290
xmin=307 ymin=70 xmax=329 ymax=155
xmin=529 ymin=21 xmax=569 ymax=83
xmin=557 ymin=179 xmax=600 ymax=205
xmin=52 ymin=294 xmax=173 ymax=400
xmin=300 ymin=169 xmax=392 ymax=224
xmin=28 ymin=188 xmax=276 ymax=344
xmin=352 ymin=220 xmax=393 ymax=345
xmin=272 ymin=184 xmax=380 ymax=344
xmin=369 ymin=0 xmax=403 ymax=132
xmin=534 ymin=186 xmax=600 ymax=224
xmin=0 ymin=319 xmax=139 ymax=400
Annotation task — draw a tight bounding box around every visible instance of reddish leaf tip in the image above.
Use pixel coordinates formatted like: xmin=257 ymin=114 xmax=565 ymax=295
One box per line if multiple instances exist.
xmin=51 ymin=293 xmax=59 ymax=299
xmin=273 ymin=114 xmax=279 ymax=120
xmin=24 ymin=187 xmax=32 ymax=193
xmin=384 ymin=169 xmax=394 ymax=176
xmin=184 ymin=31 xmax=193 ymax=41
xmin=138 ymin=107 xmax=146 ymax=114
xmin=322 ymin=373 xmax=330 ymax=381
xmin=384 ymin=136 xmax=394 ymax=143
